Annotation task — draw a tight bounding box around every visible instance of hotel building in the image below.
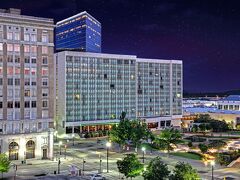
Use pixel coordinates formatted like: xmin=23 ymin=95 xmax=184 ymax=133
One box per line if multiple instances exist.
xmin=55 ymin=51 xmax=183 ymax=134
xmin=55 ymin=11 xmax=101 ymax=53
xmin=0 ymin=9 xmax=54 ymax=160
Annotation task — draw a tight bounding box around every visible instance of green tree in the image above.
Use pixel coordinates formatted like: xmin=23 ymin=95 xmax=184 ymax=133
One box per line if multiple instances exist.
xmin=170 ymin=162 xmax=200 ymax=180
xmin=117 ymin=154 xmax=144 ymax=179
xmin=198 ymin=144 xmax=208 ymax=154
xmin=154 ymin=128 xmax=182 ymax=156
xmin=0 ymin=154 xmax=11 ymax=179
xmin=143 ymin=156 xmax=170 ymax=180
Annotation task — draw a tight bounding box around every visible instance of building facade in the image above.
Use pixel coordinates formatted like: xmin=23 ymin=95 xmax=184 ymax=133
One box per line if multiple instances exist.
xmin=55 ymin=51 xmax=183 ymax=134
xmin=217 ymin=95 xmax=240 ymax=111
xmin=0 ymin=8 xmax=54 ymax=160
xmin=55 ymin=11 xmax=101 ymax=53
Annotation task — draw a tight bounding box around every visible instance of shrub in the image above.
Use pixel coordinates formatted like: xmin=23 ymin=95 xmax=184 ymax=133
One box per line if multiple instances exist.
xmin=198 ymin=144 xmax=208 ymax=154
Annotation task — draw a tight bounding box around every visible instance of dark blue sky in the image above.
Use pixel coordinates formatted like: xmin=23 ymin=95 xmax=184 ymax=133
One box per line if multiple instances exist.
xmin=2 ymin=0 xmax=240 ymax=93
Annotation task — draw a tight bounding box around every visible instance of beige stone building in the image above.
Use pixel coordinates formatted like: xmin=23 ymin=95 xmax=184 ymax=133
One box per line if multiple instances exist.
xmin=0 ymin=8 xmax=54 ymax=160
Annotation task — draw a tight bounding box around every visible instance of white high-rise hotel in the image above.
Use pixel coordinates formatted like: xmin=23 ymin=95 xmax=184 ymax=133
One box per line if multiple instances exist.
xmin=0 ymin=9 xmax=54 ymax=160
xmin=55 ymin=51 xmax=182 ymax=134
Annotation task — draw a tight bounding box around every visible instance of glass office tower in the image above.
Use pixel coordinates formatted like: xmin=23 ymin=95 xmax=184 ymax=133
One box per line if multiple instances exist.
xmin=55 ymin=11 xmax=101 ymax=53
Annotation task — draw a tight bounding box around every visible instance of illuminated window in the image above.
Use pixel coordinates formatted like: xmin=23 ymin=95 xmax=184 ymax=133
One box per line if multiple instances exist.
xmin=14 ymin=44 xmax=20 ymax=52
xmin=24 ymin=78 xmax=30 ymax=86
xmin=7 ymin=67 xmax=14 ymax=75
xmin=31 ymin=68 xmax=36 ymax=75
xmin=31 ymin=57 xmax=36 ymax=64
xmin=31 ymin=89 xmax=37 ymax=97
xmin=7 ymin=55 xmax=13 ymax=62
xmin=14 ymin=32 xmax=20 ymax=41
xmin=42 ymin=46 xmax=48 ymax=54
xmin=24 ymin=90 xmax=30 ymax=97
xmin=15 ymin=56 xmax=20 ymax=63
xmin=7 ymin=32 xmax=13 ymax=40
xmin=0 ymin=67 xmax=3 ymax=75
xmin=24 ymin=56 xmax=30 ymax=63
xmin=24 ymin=34 xmax=30 ymax=41
xmin=42 ymin=34 xmax=48 ymax=43
xmin=42 ymin=57 xmax=48 ymax=64
xmin=0 ymin=43 xmax=3 ymax=51
xmin=15 ymin=67 xmax=20 ymax=75
xmin=24 ymin=45 xmax=30 ymax=53
xmin=42 ymin=67 xmax=48 ymax=76
xmin=31 ymin=46 xmax=37 ymax=53
xmin=7 ymin=44 xmax=13 ymax=51
xmin=24 ymin=68 xmax=30 ymax=75
xmin=31 ymin=34 xmax=37 ymax=42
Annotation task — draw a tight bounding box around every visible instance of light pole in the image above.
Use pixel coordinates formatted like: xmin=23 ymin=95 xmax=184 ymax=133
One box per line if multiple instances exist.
xmin=106 ymin=141 xmax=111 ymax=173
xmin=210 ymin=160 xmax=215 ymax=180
xmin=142 ymin=147 xmax=146 ymax=163
xmin=59 ymin=141 xmax=62 ymax=155
xmin=72 ymin=134 xmax=75 ymax=146
xmin=99 ymin=154 xmax=102 ymax=173
xmin=58 ymin=158 xmax=61 ymax=174
xmin=54 ymin=131 xmax=58 ymax=142
xmin=82 ymin=158 xmax=86 ymax=175
xmin=64 ymin=144 xmax=67 ymax=159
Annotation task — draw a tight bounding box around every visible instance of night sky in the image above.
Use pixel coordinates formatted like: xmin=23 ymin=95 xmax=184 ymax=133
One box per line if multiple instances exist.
xmin=1 ymin=0 xmax=240 ymax=93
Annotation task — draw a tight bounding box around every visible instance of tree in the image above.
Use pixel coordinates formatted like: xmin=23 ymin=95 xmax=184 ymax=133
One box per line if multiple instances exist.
xmin=0 ymin=154 xmax=10 ymax=179
xmin=198 ymin=144 xmax=208 ymax=154
xmin=154 ymin=128 xmax=182 ymax=156
xmin=117 ymin=154 xmax=143 ymax=179
xmin=170 ymin=162 xmax=200 ymax=180
xmin=143 ymin=156 xmax=170 ymax=180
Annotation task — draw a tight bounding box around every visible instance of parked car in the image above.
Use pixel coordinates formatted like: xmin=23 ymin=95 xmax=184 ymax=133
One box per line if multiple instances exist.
xmin=90 ymin=173 xmax=106 ymax=180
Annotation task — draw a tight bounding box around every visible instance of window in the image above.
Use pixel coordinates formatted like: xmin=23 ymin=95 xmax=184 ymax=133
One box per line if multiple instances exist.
xmin=0 ymin=43 xmax=3 ymax=51
xmin=7 ymin=55 xmax=13 ymax=63
xmin=31 ymin=46 xmax=37 ymax=53
xmin=7 ymin=67 xmax=14 ymax=75
xmin=15 ymin=89 xmax=20 ymax=97
xmin=0 ymin=55 xmax=2 ymax=63
xmin=0 ymin=78 xmax=2 ymax=85
xmin=15 ymin=67 xmax=20 ymax=75
xmin=42 ymin=57 xmax=48 ymax=64
xmin=7 ymin=89 xmax=13 ymax=97
xmin=42 ymin=89 xmax=48 ymax=97
xmin=31 ymin=101 xmax=36 ymax=108
xmin=15 ymin=79 xmax=20 ymax=86
xmin=8 ymin=78 xmax=13 ymax=85
xmin=24 ymin=68 xmax=30 ymax=75
xmin=14 ymin=44 xmax=20 ymax=52
xmin=31 ymin=57 xmax=36 ymax=64
xmin=15 ymin=101 xmax=20 ymax=108
xmin=104 ymin=74 xmax=107 ymax=79
xmin=24 ymin=56 xmax=30 ymax=63
xmin=31 ymin=89 xmax=37 ymax=97
xmin=14 ymin=32 xmax=20 ymax=41
xmin=24 ymin=90 xmax=30 ymax=97
xmin=42 ymin=78 xmax=48 ymax=86
xmin=24 ymin=78 xmax=30 ymax=86
xmin=7 ymin=101 xmax=13 ymax=108
xmin=7 ymin=32 xmax=13 ymax=40
xmin=24 ymin=33 xmax=30 ymax=41
xmin=31 ymin=68 xmax=36 ymax=76
xmin=0 ymin=67 xmax=2 ymax=75
xmin=31 ymin=81 xmax=36 ymax=86
xmin=7 ymin=44 xmax=13 ymax=51
xmin=42 ymin=34 xmax=48 ymax=43
xmin=42 ymin=46 xmax=48 ymax=54
xmin=15 ymin=56 xmax=20 ymax=63
xmin=24 ymin=101 xmax=30 ymax=108
xmin=42 ymin=67 xmax=48 ymax=76
xmin=42 ymin=110 xmax=48 ymax=118
xmin=0 ymin=102 xmax=2 ymax=108
xmin=31 ymin=34 xmax=37 ymax=42
xmin=42 ymin=100 xmax=48 ymax=108
xmin=24 ymin=45 xmax=30 ymax=53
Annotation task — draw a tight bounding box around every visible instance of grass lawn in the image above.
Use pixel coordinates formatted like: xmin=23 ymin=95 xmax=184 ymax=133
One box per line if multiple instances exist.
xmin=170 ymin=152 xmax=203 ymax=160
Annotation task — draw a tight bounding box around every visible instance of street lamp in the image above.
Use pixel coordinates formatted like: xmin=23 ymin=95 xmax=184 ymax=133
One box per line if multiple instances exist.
xmin=72 ymin=134 xmax=75 ymax=146
xmin=99 ymin=154 xmax=102 ymax=173
xmin=59 ymin=141 xmax=62 ymax=155
xmin=142 ymin=147 xmax=146 ymax=163
xmin=58 ymin=158 xmax=61 ymax=174
xmin=54 ymin=131 xmax=58 ymax=142
xmin=106 ymin=141 xmax=111 ymax=173
xmin=82 ymin=158 xmax=86 ymax=176
xmin=210 ymin=160 xmax=215 ymax=180
xmin=64 ymin=144 xmax=67 ymax=159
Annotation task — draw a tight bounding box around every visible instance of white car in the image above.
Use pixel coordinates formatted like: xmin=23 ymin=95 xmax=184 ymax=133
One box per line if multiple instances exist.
xmin=90 ymin=174 xmax=106 ymax=180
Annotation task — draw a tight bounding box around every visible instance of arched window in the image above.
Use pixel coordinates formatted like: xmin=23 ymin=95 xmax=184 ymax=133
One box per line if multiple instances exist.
xmin=26 ymin=140 xmax=35 ymax=159
xmin=9 ymin=142 xmax=19 ymax=160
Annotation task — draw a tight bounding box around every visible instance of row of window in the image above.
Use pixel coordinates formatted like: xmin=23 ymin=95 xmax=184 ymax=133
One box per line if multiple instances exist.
xmin=0 ymin=78 xmax=48 ymax=86
xmin=0 ymin=100 xmax=48 ymax=108
xmin=0 ymin=67 xmax=48 ymax=76
xmin=0 ymin=55 xmax=48 ymax=64
xmin=0 ymin=43 xmax=49 ymax=54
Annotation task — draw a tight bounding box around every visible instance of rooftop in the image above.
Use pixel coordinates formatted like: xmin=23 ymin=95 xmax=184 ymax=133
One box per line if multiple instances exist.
xmin=221 ymin=95 xmax=240 ymax=101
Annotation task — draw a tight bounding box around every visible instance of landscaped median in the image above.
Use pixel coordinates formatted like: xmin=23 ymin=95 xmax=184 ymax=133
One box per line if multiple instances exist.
xmin=170 ymin=152 xmax=203 ymax=160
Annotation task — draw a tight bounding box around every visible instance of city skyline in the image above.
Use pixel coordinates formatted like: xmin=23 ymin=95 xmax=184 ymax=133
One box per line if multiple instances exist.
xmin=1 ymin=0 xmax=239 ymax=93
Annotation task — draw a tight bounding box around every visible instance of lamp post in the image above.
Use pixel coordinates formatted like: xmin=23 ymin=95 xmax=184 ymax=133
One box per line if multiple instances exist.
xmin=142 ymin=147 xmax=146 ymax=163
xmin=72 ymin=134 xmax=75 ymax=146
xmin=210 ymin=160 xmax=215 ymax=180
xmin=106 ymin=142 xmax=111 ymax=173
xmin=59 ymin=141 xmax=62 ymax=155
xmin=54 ymin=131 xmax=58 ymax=142
xmin=82 ymin=158 xmax=86 ymax=175
xmin=64 ymin=144 xmax=67 ymax=159
xmin=58 ymin=158 xmax=61 ymax=174
xmin=99 ymin=154 xmax=102 ymax=173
